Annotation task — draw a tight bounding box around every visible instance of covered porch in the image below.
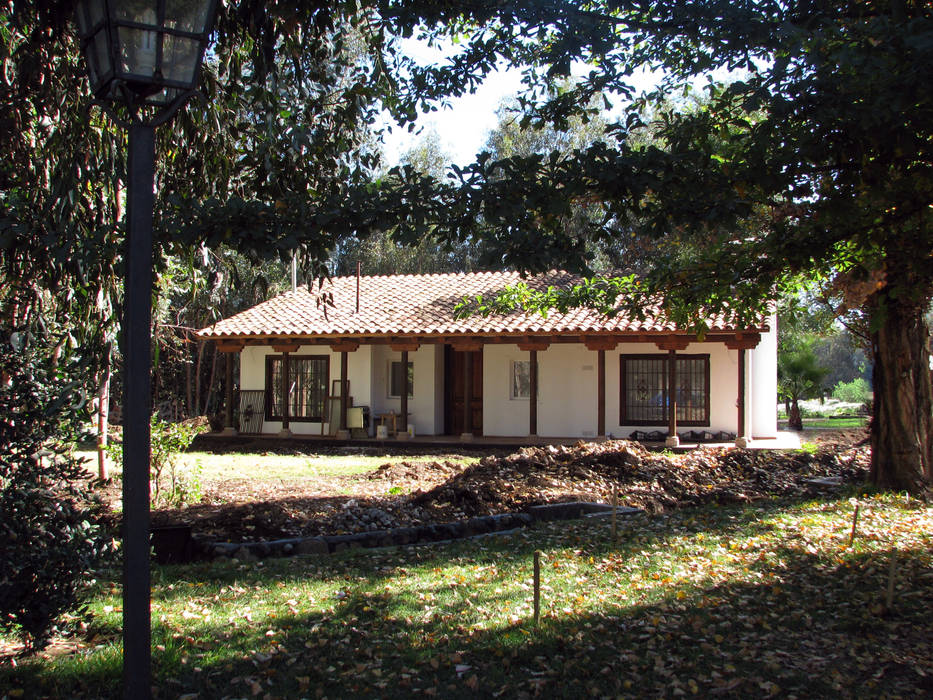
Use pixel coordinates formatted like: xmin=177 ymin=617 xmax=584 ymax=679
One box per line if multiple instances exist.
xmin=209 ymin=328 xmax=777 ymax=448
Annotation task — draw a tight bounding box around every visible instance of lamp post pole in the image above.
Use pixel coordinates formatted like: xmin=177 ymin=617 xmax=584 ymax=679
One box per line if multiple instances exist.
xmin=122 ymin=122 xmax=156 ymax=697
xmin=73 ymin=3 xmax=218 ymax=696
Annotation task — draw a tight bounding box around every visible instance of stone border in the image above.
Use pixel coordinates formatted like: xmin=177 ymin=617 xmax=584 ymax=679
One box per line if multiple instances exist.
xmin=192 ymin=502 xmax=646 ymax=562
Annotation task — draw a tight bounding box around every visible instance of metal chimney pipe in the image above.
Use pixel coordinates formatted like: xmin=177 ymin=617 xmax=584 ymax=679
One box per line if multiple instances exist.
xmin=356 ymin=260 xmax=361 ymax=313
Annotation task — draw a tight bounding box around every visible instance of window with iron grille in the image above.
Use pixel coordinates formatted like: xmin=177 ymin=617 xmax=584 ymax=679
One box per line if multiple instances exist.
xmin=265 ymin=355 xmax=329 ymax=421
xmin=620 ymin=354 xmax=710 ymax=425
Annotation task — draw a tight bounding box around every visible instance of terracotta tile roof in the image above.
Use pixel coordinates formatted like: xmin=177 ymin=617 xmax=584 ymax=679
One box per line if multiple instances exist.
xmin=197 ymin=271 xmax=760 ymax=340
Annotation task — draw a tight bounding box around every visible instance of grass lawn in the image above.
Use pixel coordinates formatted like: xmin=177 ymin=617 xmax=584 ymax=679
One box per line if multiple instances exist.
xmin=3 ymin=490 xmax=931 ymax=698
xmin=801 ymin=416 xmax=869 ymax=429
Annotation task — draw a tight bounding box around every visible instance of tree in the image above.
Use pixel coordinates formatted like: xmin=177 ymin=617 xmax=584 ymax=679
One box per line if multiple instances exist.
xmin=403 ymin=0 xmax=933 ymax=493
xmin=0 ymin=331 xmax=113 ymax=650
xmin=778 ymin=337 xmax=829 ymax=431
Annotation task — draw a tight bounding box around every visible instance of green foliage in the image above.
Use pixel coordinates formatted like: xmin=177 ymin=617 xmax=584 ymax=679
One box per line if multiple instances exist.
xmin=778 ymin=338 xmax=829 ymax=404
xmin=833 ymin=378 xmax=872 ymax=405
xmin=0 ymin=332 xmax=113 ymax=651
xmin=107 ymin=416 xmax=203 ymax=507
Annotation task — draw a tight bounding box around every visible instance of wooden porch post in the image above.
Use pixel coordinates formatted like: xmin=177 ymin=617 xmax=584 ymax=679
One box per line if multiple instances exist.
xmin=597 ymin=349 xmax=606 ymax=438
xmin=280 ymin=351 xmax=291 ymax=436
xmin=584 ymin=338 xmax=617 ymax=440
xmin=331 ymin=341 xmax=360 ymax=440
xmin=389 ymin=341 xmax=418 ymax=440
xmin=338 ymin=350 xmax=349 ymax=437
xmin=462 ymin=350 xmax=473 ymax=440
xmin=272 ymin=341 xmax=300 ymax=438
xmin=217 ymin=342 xmax=242 ymax=436
xmin=653 ymin=336 xmax=689 ymax=448
xmin=529 ymin=350 xmax=538 ymax=436
xmin=517 ymin=339 xmax=549 ymax=438
xmin=399 ymin=349 xmax=409 ymax=438
xmin=737 ymin=348 xmax=748 ymax=447
xmin=223 ymin=352 xmax=235 ymax=434
xmin=667 ymin=348 xmax=678 ymax=446
xmin=724 ymin=334 xmax=761 ymax=448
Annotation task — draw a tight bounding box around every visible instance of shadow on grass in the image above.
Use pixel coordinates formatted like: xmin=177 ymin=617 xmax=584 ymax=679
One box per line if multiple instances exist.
xmin=4 ymin=497 xmax=930 ymax=699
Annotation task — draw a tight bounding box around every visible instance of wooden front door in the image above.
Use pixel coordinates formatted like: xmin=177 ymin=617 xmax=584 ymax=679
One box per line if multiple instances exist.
xmin=445 ymin=346 xmax=483 ymax=435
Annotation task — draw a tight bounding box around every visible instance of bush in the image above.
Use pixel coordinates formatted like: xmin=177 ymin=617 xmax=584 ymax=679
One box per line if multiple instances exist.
xmin=832 ymin=377 xmax=872 ymax=405
xmin=0 ymin=333 xmax=114 ymax=651
xmin=107 ymin=415 xmax=203 ymax=507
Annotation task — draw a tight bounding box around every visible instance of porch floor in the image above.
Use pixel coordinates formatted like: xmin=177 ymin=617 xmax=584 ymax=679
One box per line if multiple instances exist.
xmin=193 ymin=430 xmax=802 ymax=453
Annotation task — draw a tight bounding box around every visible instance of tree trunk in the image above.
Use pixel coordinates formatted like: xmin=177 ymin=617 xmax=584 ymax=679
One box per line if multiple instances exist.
xmin=193 ymin=340 xmax=205 ymax=419
xmin=96 ymin=343 xmax=112 ymax=480
xmin=204 ymin=343 xmax=218 ymax=416
xmin=869 ymin=297 xmax=932 ymax=493
xmin=788 ymin=399 xmax=803 ymax=431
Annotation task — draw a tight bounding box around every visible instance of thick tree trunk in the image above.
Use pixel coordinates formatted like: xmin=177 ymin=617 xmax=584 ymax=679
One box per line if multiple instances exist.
xmin=788 ymin=399 xmax=803 ymax=431
xmin=869 ymin=299 xmax=932 ymax=493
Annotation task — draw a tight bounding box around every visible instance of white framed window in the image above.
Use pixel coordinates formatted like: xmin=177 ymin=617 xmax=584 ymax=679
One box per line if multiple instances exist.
xmin=388 ymin=360 xmax=414 ymax=398
xmin=510 ymin=360 xmax=535 ymax=400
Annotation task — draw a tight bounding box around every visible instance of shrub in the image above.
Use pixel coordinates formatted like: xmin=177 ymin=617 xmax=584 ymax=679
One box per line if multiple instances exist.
xmin=0 ymin=333 xmax=114 ymax=651
xmin=832 ymin=377 xmax=872 ymax=405
xmin=107 ymin=415 xmax=203 ymax=507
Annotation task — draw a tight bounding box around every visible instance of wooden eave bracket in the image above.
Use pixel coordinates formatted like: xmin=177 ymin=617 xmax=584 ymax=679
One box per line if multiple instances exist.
xmin=724 ymin=332 xmax=761 ymax=350
xmin=389 ymin=340 xmax=421 ymax=352
xmin=516 ymin=338 xmax=551 ymax=352
xmin=330 ymin=341 xmax=361 ymax=353
xmin=215 ymin=340 xmax=245 ymax=353
xmin=583 ymin=337 xmax=618 ymax=352
xmin=271 ymin=341 xmax=301 ymax=353
xmin=653 ymin=335 xmax=691 ymax=351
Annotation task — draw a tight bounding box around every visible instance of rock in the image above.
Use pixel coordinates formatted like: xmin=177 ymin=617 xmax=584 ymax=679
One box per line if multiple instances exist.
xmin=233 ymin=546 xmax=258 ymax=562
xmin=295 ymin=537 xmax=329 ymax=555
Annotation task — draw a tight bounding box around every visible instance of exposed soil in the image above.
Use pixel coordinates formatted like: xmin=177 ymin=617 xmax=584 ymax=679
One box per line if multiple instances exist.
xmin=146 ymin=428 xmax=871 ymax=544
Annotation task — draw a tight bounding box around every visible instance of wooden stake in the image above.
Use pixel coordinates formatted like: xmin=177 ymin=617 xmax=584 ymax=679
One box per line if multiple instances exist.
xmin=611 ymin=483 xmax=618 ymax=545
xmin=886 ymin=550 xmax=897 ymax=611
xmin=849 ymin=502 xmax=860 ymax=546
xmin=533 ymin=550 xmax=542 ymax=626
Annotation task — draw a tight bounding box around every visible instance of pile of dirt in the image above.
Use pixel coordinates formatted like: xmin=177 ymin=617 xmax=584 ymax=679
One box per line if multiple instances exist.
xmin=152 ymin=437 xmax=870 ymax=544
xmin=410 ymin=439 xmax=870 ymax=519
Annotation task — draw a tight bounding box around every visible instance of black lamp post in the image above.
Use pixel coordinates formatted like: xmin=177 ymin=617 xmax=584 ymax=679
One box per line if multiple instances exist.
xmin=73 ymin=1 xmax=217 ymax=697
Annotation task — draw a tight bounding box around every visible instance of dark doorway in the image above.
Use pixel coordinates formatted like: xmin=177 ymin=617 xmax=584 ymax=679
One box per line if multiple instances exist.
xmin=445 ymin=346 xmax=483 ymax=435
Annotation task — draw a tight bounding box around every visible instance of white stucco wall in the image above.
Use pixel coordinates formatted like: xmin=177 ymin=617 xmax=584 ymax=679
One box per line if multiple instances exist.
xmin=238 ymin=333 xmax=777 ymax=439
xmin=482 ymin=341 xmax=750 ymax=439
xmin=749 ymin=314 xmax=779 ymax=438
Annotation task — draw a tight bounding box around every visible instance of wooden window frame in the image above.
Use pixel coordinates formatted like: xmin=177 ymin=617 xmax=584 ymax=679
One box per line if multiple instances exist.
xmin=264 ymin=354 xmax=329 ymax=422
xmin=620 ymin=354 xmax=710 ymax=426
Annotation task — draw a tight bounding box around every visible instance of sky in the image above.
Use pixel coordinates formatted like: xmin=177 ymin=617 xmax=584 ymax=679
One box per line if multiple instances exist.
xmin=377 ymin=38 xmax=742 ymax=168
xmin=383 ymin=39 xmax=657 ymax=165
xmin=378 ymin=38 xmax=665 ymax=167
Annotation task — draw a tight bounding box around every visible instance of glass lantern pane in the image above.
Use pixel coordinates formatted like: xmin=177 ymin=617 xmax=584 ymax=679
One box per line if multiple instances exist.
xmin=165 ymin=0 xmax=211 ymax=33
xmin=161 ymin=34 xmax=200 ymax=84
xmin=115 ymin=1 xmax=158 ymax=24
xmin=144 ymin=86 xmax=180 ymax=106
xmin=117 ymin=25 xmax=158 ymax=78
xmin=92 ymin=29 xmax=113 ymax=79
xmin=87 ymin=0 xmax=107 ymax=27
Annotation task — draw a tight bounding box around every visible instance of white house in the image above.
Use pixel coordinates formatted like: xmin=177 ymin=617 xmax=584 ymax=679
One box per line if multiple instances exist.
xmin=197 ymin=271 xmax=777 ymax=446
